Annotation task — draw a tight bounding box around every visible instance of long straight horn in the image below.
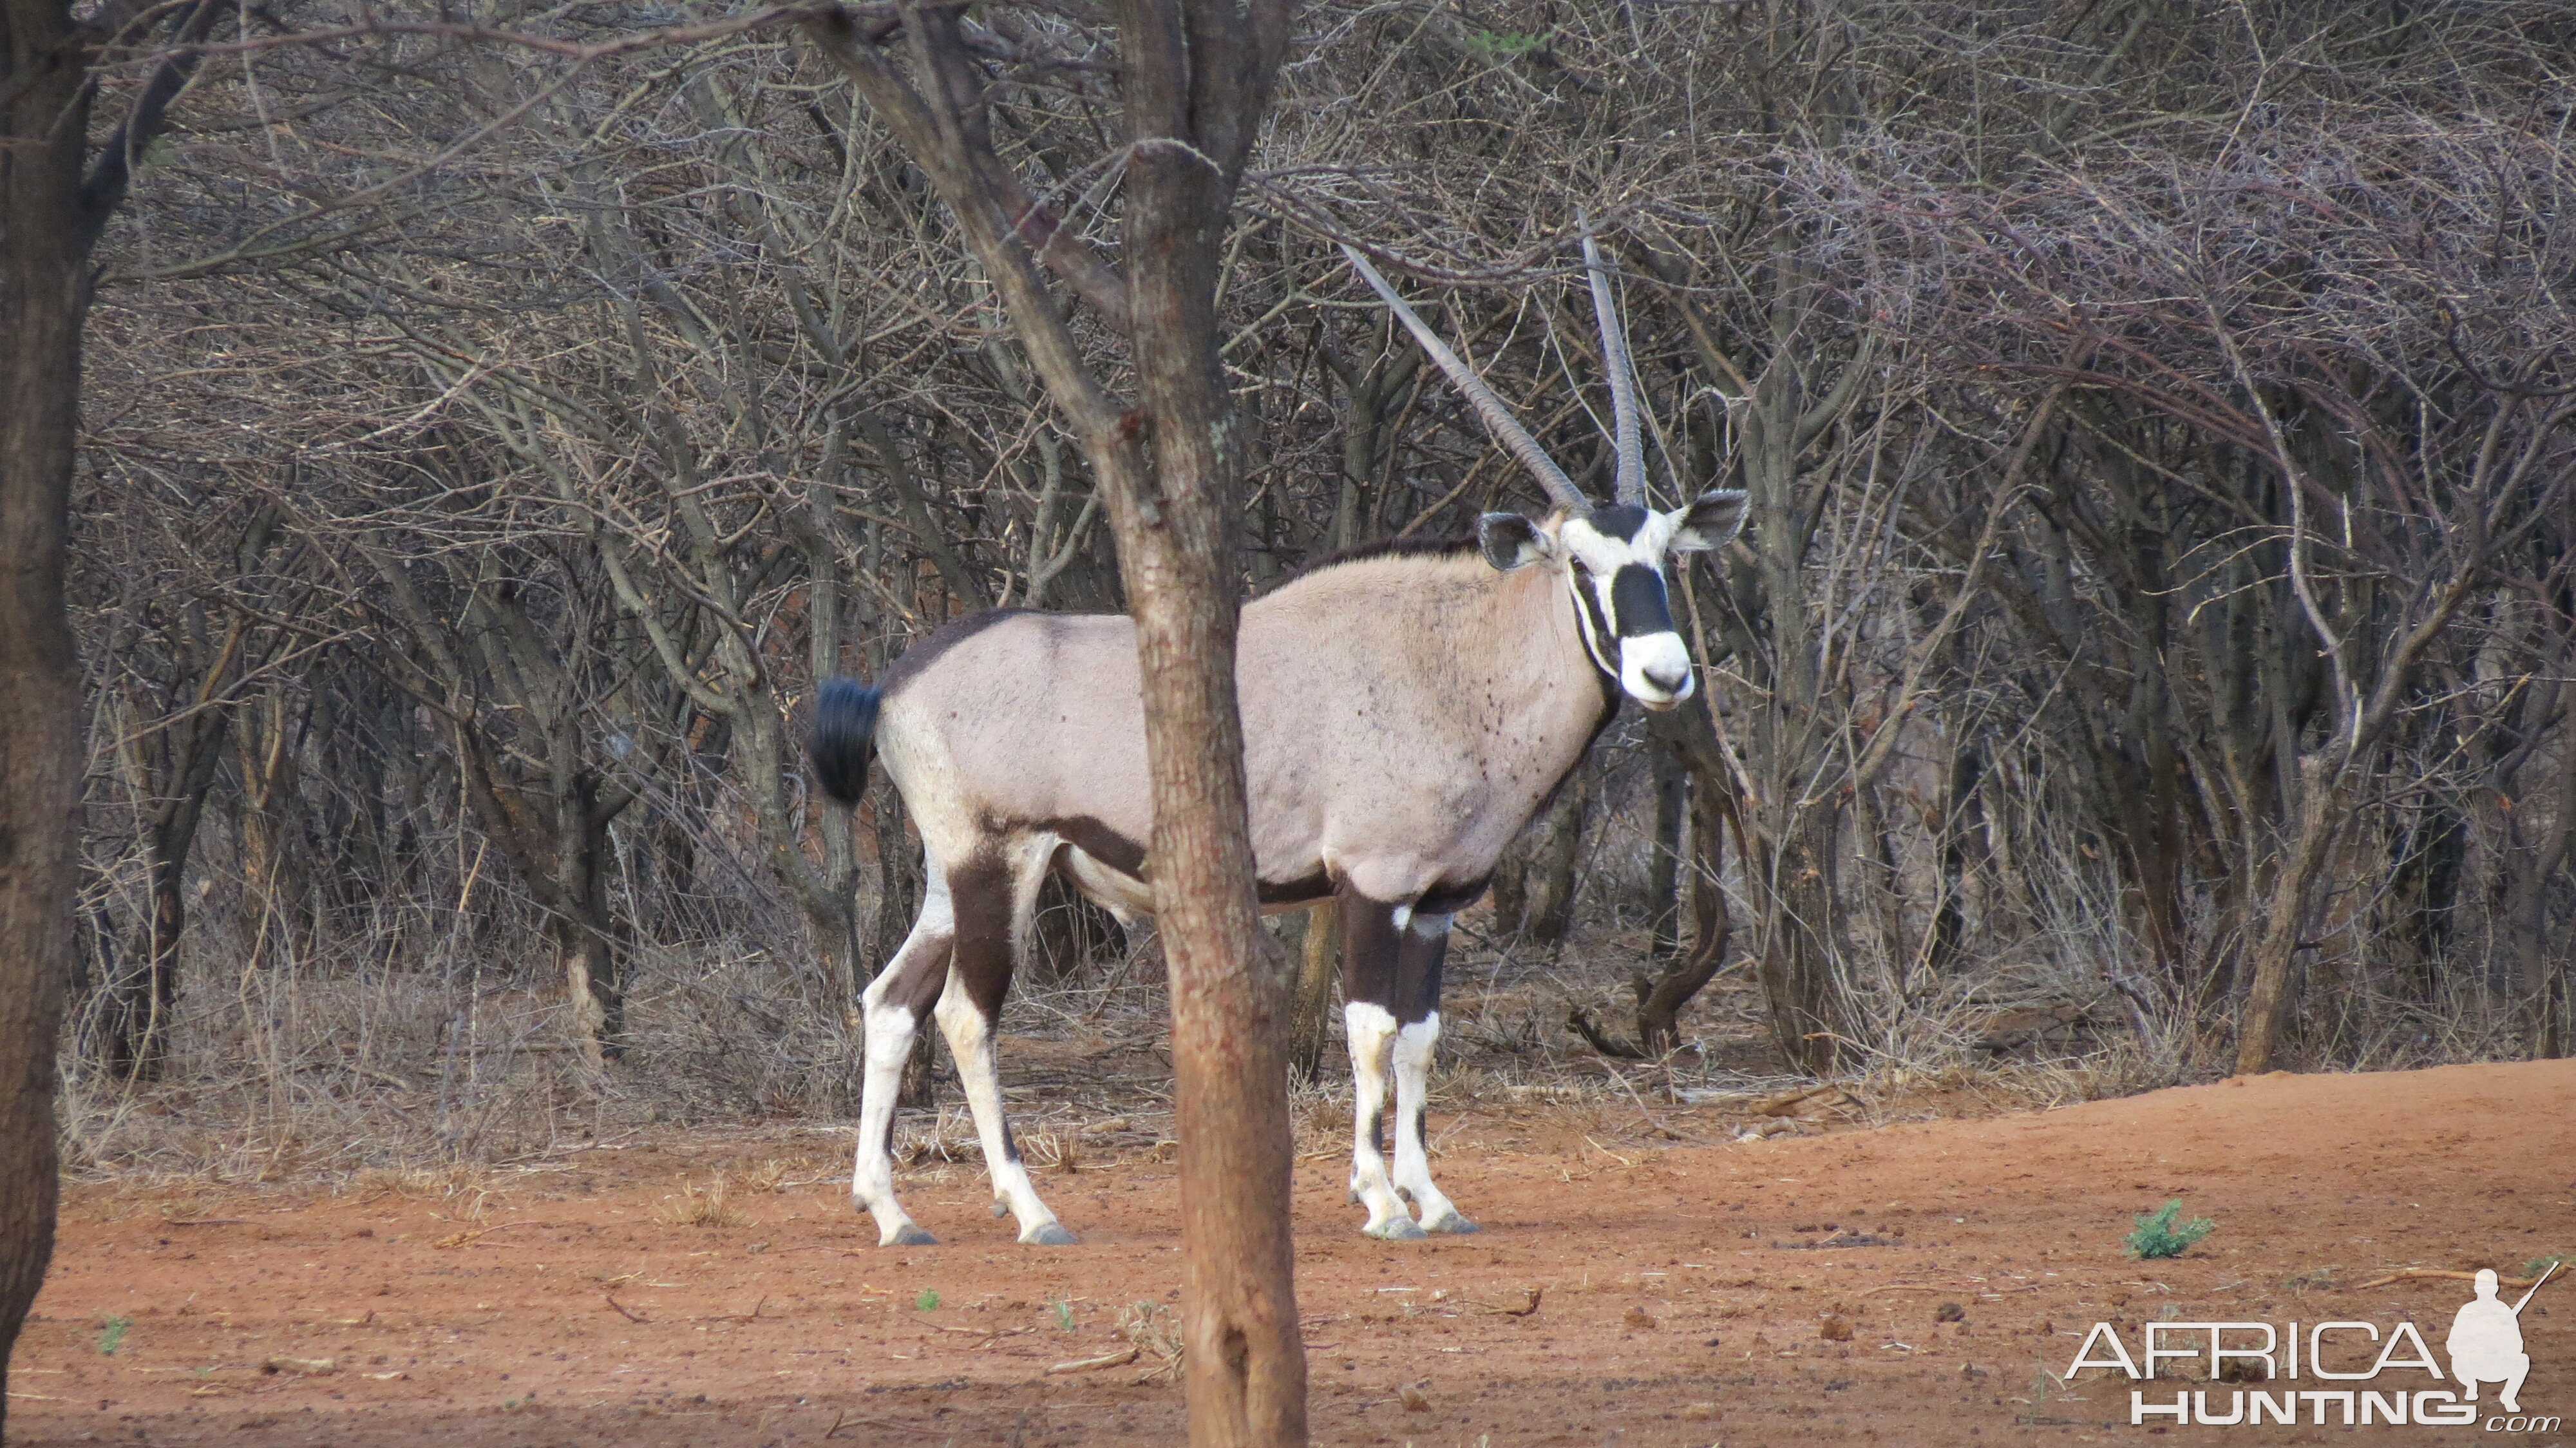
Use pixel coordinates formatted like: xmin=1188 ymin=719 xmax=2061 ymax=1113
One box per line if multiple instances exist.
xmin=1582 ymin=229 xmax=1646 ymax=506
xmin=1341 ymin=244 xmax=1589 ymax=517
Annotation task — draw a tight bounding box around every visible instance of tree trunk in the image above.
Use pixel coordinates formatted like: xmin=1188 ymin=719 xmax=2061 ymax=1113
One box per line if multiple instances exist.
xmin=1757 ymin=809 xmax=1849 ymax=1074
xmin=2235 ymin=751 xmax=2336 ymax=1074
xmin=104 ymin=680 xmax=232 ymax=1080
xmin=1486 ymin=832 xmax=1531 ymax=937
xmin=1647 ymin=741 xmax=1687 ymax=960
xmin=1116 ymin=148 xmax=1306 ymax=1448
xmin=1636 ymin=774 xmax=1734 ymax=1056
xmin=1523 ymin=766 xmax=1591 ymax=946
xmin=2 ymin=0 xmax=102 ymax=1418
xmin=1926 ymin=736 xmax=1982 ymax=975
xmin=801 ymin=0 xmax=1302 ymax=1432
xmin=1285 ymin=900 xmax=1338 ymax=1082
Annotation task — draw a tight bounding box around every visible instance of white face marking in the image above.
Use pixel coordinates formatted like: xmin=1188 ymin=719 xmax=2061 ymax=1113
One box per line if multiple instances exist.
xmin=1556 ymin=515 xmax=1696 ymax=711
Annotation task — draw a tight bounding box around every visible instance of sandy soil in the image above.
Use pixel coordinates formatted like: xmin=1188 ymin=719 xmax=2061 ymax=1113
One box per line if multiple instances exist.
xmin=11 ymin=1060 xmax=2573 ymax=1447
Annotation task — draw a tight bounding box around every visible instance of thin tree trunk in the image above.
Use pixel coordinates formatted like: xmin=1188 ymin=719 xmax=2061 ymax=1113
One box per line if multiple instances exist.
xmin=1285 ymin=899 xmax=1338 ymax=1081
xmin=1636 ymin=774 xmax=1734 ymax=1055
xmin=1926 ymin=737 xmax=1982 ymax=975
xmin=1524 ymin=767 xmax=1591 ymax=946
xmin=1759 ymin=809 xmax=1849 ymax=1074
xmin=1487 ymin=832 xmax=1531 ymax=937
xmin=1647 ymin=741 xmax=1686 ymax=960
xmin=800 ymin=2 xmax=1302 ymax=1431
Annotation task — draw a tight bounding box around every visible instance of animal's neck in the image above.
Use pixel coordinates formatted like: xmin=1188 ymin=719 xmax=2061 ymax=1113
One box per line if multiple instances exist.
xmin=1483 ymin=562 xmax=1617 ymax=755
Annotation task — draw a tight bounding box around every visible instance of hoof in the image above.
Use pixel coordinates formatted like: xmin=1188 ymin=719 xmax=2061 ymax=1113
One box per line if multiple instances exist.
xmin=1021 ymin=1223 xmax=1080 ymax=1246
xmin=1364 ymin=1217 xmax=1427 ymax=1241
xmin=886 ymin=1224 xmax=938 ymax=1247
xmin=1419 ymin=1209 xmax=1480 ymax=1235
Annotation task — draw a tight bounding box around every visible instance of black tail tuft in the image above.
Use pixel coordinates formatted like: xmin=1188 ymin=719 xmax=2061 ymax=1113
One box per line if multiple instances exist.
xmin=808 ymin=677 xmax=882 ymax=806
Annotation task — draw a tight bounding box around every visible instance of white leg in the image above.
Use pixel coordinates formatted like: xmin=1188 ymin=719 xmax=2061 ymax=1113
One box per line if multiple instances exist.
xmin=1391 ymin=1009 xmax=1474 ymax=1234
xmin=851 ymin=862 xmax=949 ymax=1248
xmin=1345 ymin=1001 xmax=1421 ymax=1239
xmin=934 ymin=976 xmax=1075 ymax=1245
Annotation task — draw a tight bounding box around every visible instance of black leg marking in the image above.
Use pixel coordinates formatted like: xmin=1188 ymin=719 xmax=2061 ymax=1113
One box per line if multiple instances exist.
xmin=1389 ymin=915 xmax=1448 ymax=1025
xmin=1337 ymin=890 xmax=1405 ymax=1013
xmin=948 ymin=853 xmax=1016 ymax=1020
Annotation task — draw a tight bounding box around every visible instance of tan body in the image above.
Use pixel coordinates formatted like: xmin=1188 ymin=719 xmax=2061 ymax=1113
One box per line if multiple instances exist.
xmin=879 ymin=544 xmax=1607 ymax=919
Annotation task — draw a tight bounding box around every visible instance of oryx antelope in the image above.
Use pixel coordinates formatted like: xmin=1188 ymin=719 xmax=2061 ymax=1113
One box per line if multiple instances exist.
xmin=810 ymin=238 xmax=1746 ymax=1246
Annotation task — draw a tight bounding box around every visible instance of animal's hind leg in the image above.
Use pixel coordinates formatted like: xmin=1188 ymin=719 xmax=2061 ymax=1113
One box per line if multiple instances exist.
xmin=932 ymin=843 xmax=1075 ymax=1246
xmin=1388 ymin=911 xmax=1473 ymax=1234
xmin=1339 ymin=893 xmax=1422 ymax=1240
xmin=853 ymin=854 xmax=952 ymax=1247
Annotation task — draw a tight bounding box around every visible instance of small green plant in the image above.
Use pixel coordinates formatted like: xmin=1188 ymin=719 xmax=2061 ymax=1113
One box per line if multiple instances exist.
xmin=2524 ymin=1253 xmax=2565 ymax=1280
xmin=1049 ymin=1293 xmax=1076 ymax=1332
xmin=1462 ymin=26 xmax=1546 ymax=61
xmin=915 ymin=1288 xmax=941 ymax=1311
xmin=97 ymin=1316 xmax=132 ymax=1355
xmin=2125 ymin=1200 xmax=2215 ymax=1259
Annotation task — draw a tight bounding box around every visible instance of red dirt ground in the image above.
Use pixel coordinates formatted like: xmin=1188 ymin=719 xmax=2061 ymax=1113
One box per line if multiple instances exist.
xmin=11 ymin=1060 xmax=2573 ymax=1447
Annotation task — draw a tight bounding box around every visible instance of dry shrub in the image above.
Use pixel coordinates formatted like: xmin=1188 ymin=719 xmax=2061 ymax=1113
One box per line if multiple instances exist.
xmin=653 ymin=1175 xmax=744 ymax=1228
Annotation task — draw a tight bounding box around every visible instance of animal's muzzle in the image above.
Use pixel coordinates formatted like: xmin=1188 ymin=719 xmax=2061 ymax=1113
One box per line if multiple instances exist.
xmin=1620 ymin=633 xmax=1696 ymax=710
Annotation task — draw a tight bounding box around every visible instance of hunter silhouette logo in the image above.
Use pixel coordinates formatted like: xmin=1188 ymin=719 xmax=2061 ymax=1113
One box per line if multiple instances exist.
xmin=2070 ymin=1261 xmax=2560 ymax=1429
xmin=2450 ymin=1264 xmax=2553 ymax=1415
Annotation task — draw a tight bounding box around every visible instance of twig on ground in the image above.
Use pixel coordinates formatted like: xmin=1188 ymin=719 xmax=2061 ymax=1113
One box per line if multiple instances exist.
xmin=1567 ymin=1006 xmax=1647 ymax=1059
xmin=2353 ymin=1268 xmax=2544 ymax=1291
xmin=1046 ymin=1345 xmax=1140 ymax=1375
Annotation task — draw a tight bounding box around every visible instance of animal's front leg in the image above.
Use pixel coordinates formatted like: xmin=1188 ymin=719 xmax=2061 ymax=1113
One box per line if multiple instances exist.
xmin=1338 ymin=893 xmax=1421 ymax=1238
xmin=1343 ymin=1001 xmax=1419 ymax=1239
xmin=1389 ymin=912 xmax=1474 ymax=1234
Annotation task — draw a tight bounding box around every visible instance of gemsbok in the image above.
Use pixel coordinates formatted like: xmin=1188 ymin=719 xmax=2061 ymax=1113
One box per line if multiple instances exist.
xmin=810 ymin=237 xmax=1747 ymax=1245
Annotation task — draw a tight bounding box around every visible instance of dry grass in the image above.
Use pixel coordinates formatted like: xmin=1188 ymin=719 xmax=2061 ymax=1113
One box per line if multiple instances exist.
xmin=652 ymin=1174 xmax=746 ymax=1228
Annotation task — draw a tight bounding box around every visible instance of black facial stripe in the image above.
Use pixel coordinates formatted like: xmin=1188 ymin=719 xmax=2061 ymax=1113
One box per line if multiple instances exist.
xmin=1587 ymin=504 xmax=1650 ymax=542
xmin=1570 ymin=578 xmax=1617 ymax=681
xmin=1611 ymin=564 xmax=1676 ymax=638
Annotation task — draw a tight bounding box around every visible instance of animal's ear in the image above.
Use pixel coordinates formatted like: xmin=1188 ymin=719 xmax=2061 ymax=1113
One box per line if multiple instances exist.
xmin=1669 ymin=489 xmax=1749 ymax=553
xmin=1475 ymin=512 xmax=1555 ymax=571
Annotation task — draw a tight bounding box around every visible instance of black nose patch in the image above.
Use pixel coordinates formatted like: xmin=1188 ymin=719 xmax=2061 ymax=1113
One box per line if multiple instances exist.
xmin=1611 ymin=565 xmax=1675 ymax=638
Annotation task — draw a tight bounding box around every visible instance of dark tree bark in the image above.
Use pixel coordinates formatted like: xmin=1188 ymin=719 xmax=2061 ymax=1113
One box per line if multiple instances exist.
xmin=5 ymin=0 xmax=218 ymax=1420
xmin=1521 ymin=767 xmax=1592 ymax=947
xmin=1631 ymin=703 xmax=1739 ymax=1056
xmin=1647 ymin=740 xmax=1687 ymax=960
